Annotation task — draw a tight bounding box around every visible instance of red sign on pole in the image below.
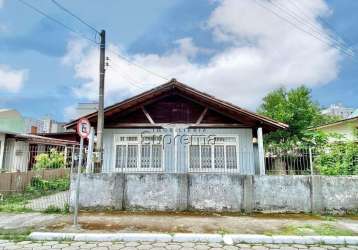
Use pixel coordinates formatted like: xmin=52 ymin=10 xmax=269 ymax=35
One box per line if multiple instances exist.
xmin=77 ymin=118 xmax=91 ymax=139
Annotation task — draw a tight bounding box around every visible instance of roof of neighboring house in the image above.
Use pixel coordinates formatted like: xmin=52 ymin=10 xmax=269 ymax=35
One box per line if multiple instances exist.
xmin=36 ymin=131 xmax=84 ymax=144
xmin=312 ymin=116 xmax=358 ymax=130
xmin=65 ymin=79 xmax=288 ymax=132
xmin=350 ymin=109 xmax=358 ymax=118
xmin=0 ymin=109 xmax=21 ymax=114
xmin=0 ymin=130 xmax=78 ymax=146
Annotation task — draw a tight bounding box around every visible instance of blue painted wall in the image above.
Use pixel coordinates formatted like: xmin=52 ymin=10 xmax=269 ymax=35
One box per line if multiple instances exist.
xmin=102 ymin=127 xmax=255 ymax=174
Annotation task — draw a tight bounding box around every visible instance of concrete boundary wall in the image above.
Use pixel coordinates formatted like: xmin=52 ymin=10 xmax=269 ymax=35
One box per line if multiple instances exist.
xmin=70 ymin=174 xmax=358 ymax=214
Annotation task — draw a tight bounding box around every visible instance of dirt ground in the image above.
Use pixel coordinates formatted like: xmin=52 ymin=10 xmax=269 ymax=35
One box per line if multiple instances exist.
xmin=1 ymin=211 xmax=357 ymax=235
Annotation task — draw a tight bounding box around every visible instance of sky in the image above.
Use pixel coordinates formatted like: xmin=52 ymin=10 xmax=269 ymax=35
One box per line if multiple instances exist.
xmin=0 ymin=0 xmax=357 ymax=122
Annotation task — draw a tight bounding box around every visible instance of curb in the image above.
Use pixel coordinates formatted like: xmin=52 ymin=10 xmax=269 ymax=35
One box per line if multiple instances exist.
xmin=29 ymin=232 xmax=358 ymax=245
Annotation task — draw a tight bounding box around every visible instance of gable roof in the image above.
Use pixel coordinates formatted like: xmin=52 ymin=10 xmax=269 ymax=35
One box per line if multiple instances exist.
xmin=311 ymin=116 xmax=358 ymax=130
xmin=65 ymin=79 xmax=288 ymax=132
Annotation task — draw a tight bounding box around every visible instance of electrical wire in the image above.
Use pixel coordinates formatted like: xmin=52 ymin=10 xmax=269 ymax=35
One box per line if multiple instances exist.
xmin=287 ymin=0 xmax=354 ymax=48
xmin=106 ymin=64 xmax=147 ymax=91
xmin=51 ymin=0 xmax=101 ymax=34
xmin=16 ymin=0 xmax=99 ymax=44
xmin=108 ymin=58 xmax=154 ymax=87
xmin=16 ymin=0 xmax=170 ymax=81
xmin=270 ymin=0 xmax=354 ymax=55
xmin=253 ymin=0 xmax=355 ymax=59
xmin=107 ymin=48 xmax=170 ymax=81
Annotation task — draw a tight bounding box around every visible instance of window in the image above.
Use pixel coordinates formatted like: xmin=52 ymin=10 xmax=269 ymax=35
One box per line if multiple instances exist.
xmin=188 ymin=136 xmax=239 ymax=171
xmin=114 ymin=135 xmax=163 ymax=171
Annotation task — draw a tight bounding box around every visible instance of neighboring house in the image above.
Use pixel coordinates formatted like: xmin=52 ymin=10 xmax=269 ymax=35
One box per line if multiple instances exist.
xmin=312 ymin=116 xmax=358 ymax=142
xmin=65 ymin=79 xmax=287 ymax=175
xmin=43 ymin=116 xmax=66 ymax=133
xmin=75 ymin=102 xmax=98 ymax=118
xmin=24 ymin=117 xmax=46 ymax=134
xmin=0 ymin=109 xmax=65 ymax=134
xmin=0 ymin=109 xmax=25 ymax=133
xmin=350 ymin=109 xmax=358 ymax=118
xmin=0 ymin=130 xmax=78 ymax=172
xmin=321 ymin=103 xmax=354 ymax=119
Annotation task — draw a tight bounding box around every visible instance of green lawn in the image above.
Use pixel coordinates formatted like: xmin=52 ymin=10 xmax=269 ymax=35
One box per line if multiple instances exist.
xmin=0 ymin=177 xmax=69 ymax=213
xmin=265 ymin=223 xmax=356 ymax=236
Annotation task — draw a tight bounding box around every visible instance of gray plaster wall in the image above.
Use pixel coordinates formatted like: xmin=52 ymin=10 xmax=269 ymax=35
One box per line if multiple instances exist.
xmin=188 ymin=174 xmax=244 ymax=211
xmin=125 ymin=174 xmax=187 ymax=211
xmin=320 ymin=176 xmax=358 ymax=213
xmin=71 ymin=174 xmax=358 ymax=214
xmin=70 ymin=174 xmax=124 ymax=210
xmin=253 ymin=176 xmax=312 ymax=213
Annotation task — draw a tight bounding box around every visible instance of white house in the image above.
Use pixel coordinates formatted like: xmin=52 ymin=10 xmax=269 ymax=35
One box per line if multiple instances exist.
xmin=66 ymin=80 xmax=287 ymax=175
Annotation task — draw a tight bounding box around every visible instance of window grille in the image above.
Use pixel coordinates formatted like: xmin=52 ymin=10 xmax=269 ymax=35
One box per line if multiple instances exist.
xmin=114 ymin=134 xmax=164 ymax=171
xmin=188 ymin=135 xmax=239 ymax=172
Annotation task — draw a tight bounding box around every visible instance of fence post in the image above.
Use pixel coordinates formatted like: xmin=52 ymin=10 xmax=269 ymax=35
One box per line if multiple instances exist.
xmin=64 ymin=146 xmax=68 ymax=167
xmin=309 ymin=147 xmax=314 ymax=175
xmin=70 ymin=145 xmax=75 ymax=176
xmin=86 ymin=127 xmax=95 ymax=173
xmin=74 ymin=137 xmax=84 ymax=226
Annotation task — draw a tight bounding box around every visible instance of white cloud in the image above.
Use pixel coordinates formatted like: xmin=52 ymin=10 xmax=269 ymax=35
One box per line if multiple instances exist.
xmin=63 ymin=0 xmax=341 ymax=111
xmin=63 ymin=105 xmax=77 ymax=121
xmin=0 ymin=65 xmax=27 ymax=93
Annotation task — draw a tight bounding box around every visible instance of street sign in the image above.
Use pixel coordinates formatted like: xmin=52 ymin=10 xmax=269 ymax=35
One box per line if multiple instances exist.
xmin=77 ymin=118 xmax=91 ymax=139
xmin=74 ymin=117 xmax=91 ymax=226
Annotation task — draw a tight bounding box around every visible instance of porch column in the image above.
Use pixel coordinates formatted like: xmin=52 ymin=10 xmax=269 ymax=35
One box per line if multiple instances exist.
xmin=257 ymin=127 xmax=265 ymax=175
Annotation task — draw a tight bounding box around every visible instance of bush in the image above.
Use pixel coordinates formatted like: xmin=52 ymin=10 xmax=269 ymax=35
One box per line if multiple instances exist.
xmin=43 ymin=205 xmax=63 ymax=214
xmin=27 ymin=177 xmax=70 ymax=194
xmin=34 ymin=149 xmax=65 ymax=170
xmin=314 ymin=142 xmax=358 ymax=175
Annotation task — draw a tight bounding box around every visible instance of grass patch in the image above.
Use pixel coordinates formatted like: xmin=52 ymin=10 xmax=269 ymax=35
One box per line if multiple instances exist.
xmin=0 ymin=177 xmax=69 ymax=213
xmin=42 ymin=203 xmax=70 ymax=214
xmin=265 ymin=223 xmax=356 ymax=236
xmin=217 ymin=227 xmax=231 ymax=235
xmin=0 ymin=228 xmax=33 ymax=241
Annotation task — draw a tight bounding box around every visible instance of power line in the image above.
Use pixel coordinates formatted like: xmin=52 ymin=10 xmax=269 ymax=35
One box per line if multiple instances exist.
xmin=107 ymin=48 xmax=170 ymax=81
xmin=51 ymin=0 xmax=101 ymax=34
xmin=287 ymin=0 xmax=354 ymax=48
xmin=264 ymin=0 xmax=353 ymax=56
xmin=16 ymin=0 xmax=98 ymax=44
xmin=106 ymin=64 xmax=147 ymax=91
xmin=253 ymin=0 xmax=355 ymax=59
xmin=263 ymin=0 xmax=355 ymax=58
xmin=271 ymin=0 xmax=354 ymax=55
xmin=16 ymin=0 xmax=170 ymax=81
xmin=108 ymin=58 xmax=154 ymax=87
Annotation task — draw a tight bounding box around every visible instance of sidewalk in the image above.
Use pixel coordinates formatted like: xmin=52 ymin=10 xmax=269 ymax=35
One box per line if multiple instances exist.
xmin=1 ymin=239 xmax=358 ymax=250
xmin=0 ymin=212 xmax=357 ymax=235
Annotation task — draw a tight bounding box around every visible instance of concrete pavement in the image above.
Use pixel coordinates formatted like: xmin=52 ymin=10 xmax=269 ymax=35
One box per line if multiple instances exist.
xmin=0 ymin=240 xmax=358 ymax=250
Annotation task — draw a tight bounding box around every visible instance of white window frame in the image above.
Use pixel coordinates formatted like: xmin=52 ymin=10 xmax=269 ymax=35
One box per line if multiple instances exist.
xmin=187 ymin=135 xmax=239 ymax=172
xmin=112 ymin=134 xmax=165 ymax=172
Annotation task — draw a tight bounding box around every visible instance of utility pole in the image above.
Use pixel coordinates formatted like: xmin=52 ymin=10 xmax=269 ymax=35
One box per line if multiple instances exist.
xmin=95 ymin=29 xmax=105 ymax=172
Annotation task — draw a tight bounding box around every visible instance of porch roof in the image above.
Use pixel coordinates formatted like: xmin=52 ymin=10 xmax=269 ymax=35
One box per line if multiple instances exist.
xmin=1 ymin=130 xmax=78 ymax=146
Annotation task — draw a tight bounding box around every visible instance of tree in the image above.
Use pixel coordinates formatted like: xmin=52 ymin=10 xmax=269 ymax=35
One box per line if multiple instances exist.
xmin=258 ymin=86 xmax=337 ymax=147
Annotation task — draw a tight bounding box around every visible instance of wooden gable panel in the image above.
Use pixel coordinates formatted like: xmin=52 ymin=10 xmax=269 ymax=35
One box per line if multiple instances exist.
xmin=201 ymin=109 xmax=239 ymax=124
xmin=145 ymin=95 xmax=204 ymax=123
xmin=105 ymin=108 xmax=149 ymax=126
